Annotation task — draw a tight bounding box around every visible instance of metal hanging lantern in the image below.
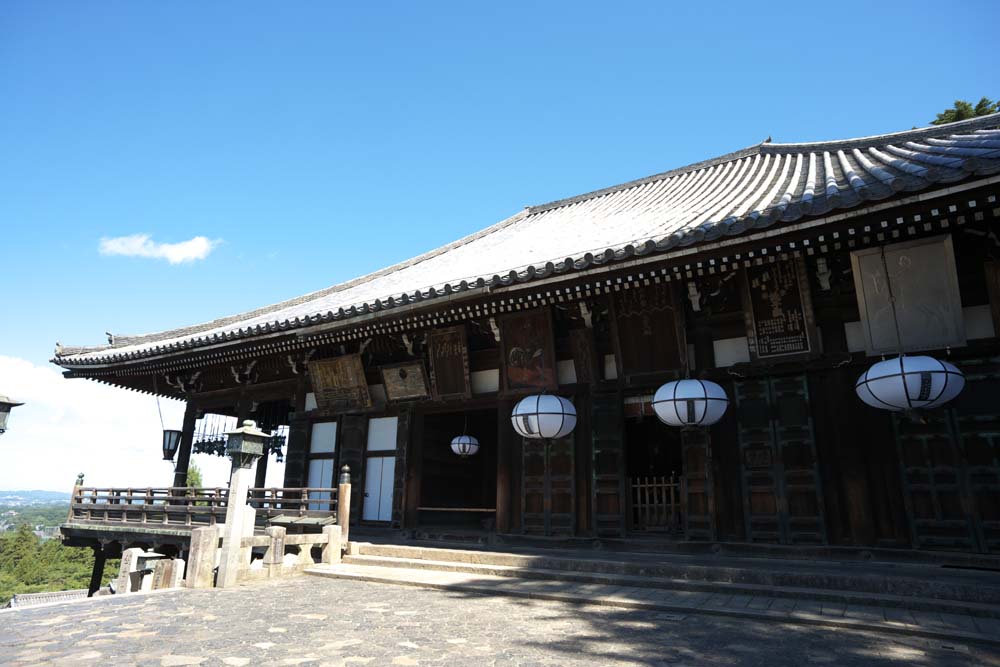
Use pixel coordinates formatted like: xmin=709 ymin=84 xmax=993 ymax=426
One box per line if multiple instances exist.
xmin=511 ymin=394 xmax=577 ymax=440
xmin=652 ymin=379 xmax=729 ymax=427
xmin=450 ymin=435 xmax=480 ymax=457
xmin=856 ymin=356 xmax=965 ymax=411
xmin=161 ymin=429 xmax=182 ymax=461
xmin=0 ymin=396 xmax=24 ymax=435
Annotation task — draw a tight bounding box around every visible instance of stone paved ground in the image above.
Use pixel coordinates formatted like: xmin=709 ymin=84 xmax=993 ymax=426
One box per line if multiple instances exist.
xmin=1 ymin=577 xmax=998 ymax=667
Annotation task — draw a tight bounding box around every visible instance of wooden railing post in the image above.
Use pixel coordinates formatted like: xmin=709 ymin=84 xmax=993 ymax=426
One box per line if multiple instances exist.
xmin=338 ymin=466 xmax=351 ymax=544
xmin=67 ymin=473 xmax=84 ymax=523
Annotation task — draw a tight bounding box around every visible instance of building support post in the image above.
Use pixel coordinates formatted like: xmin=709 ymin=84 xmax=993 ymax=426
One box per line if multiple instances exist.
xmin=87 ymin=545 xmax=107 ymax=597
xmin=172 ymin=403 xmax=199 ymax=489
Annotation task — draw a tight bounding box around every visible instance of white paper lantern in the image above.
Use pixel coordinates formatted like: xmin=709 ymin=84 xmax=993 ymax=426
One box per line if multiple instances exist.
xmin=511 ymin=395 xmax=577 ymax=440
xmin=652 ymin=379 xmax=729 ymax=427
xmin=855 ymin=356 xmax=964 ymax=411
xmin=450 ymin=435 xmax=480 ymax=457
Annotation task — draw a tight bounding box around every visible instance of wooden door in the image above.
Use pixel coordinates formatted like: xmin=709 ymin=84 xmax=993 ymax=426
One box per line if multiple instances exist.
xmin=895 ymin=363 xmax=1000 ymax=553
xmin=521 ymin=436 xmax=575 ymax=536
xmin=591 ymin=391 xmax=626 ymax=537
xmin=735 ymin=374 xmax=826 ymax=544
xmin=681 ymin=428 xmax=715 ymax=540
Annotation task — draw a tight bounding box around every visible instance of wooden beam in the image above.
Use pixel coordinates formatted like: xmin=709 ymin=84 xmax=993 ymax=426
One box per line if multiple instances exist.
xmin=171 ymin=403 xmax=198 ymax=489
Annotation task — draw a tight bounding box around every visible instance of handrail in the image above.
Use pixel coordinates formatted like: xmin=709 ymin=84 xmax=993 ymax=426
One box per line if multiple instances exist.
xmin=65 ymin=486 xmax=340 ymax=529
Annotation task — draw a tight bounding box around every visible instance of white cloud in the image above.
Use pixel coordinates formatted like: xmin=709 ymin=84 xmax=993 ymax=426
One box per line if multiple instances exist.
xmin=0 ymin=356 xmax=283 ymax=491
xmin=99 ymin=234 xmax=221 ymax=264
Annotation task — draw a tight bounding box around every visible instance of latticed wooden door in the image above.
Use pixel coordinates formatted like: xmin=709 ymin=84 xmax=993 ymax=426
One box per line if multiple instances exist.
xmin=734 ymin=374 xmax=826 ymax=544
xmin=591 ymin=391 xmax=626 ymax=537
xmin=895 ymin=362 xmax=1000 ymax=553
xmin=521 ymin=436 xmax=575 ymax=536
xmin=681 ymin=428 xmax=715 ymax=540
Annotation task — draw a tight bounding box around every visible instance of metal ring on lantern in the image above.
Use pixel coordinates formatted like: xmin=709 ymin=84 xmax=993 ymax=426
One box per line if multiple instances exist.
xmin=855 ymin=355 xmax=965 ymax=412
xmin=511 ymin=394 xmax=577 ymax=440
xmin=652 ymin=379 xmax=729 ymax=427
xmin=450 ymin=434 xmax=480 ymax=457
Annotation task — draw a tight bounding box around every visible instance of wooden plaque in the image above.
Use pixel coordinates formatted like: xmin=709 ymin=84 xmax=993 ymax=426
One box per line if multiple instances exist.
xmin=612 ymin=283 xmax=685 ymax=381
xmin=850 ymin=235 xmax=965 ymax=355
xmin=380 ymin=362 xmax=430 ymax=402
xmin=308 ymin=355 xmax=372 ymax=412
xmin=569 ymin=328 xmax=597 ymax=384
xmin=426 ymin=326 xmax=472 ymax=400
xmin=499 ymin=309 xmax=557 ymax=394
xmin=742 ymin=257 xmax=816 ymax=361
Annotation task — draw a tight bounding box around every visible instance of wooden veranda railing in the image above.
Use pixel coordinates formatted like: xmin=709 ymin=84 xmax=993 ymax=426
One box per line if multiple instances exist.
xmin=247 ymin=487 xmax=338 ymax=522
xmin=630 ymin=474 xmax=682 ymax=532
xmin=67 ymin=486 xmax=340 ymax=529
xmin=67 ymin=487 xmax=230 ymax=528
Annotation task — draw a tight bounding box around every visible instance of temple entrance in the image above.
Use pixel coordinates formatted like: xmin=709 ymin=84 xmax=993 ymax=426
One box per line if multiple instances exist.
xmin=625 ymin=416 xmax=684 ymax=534
xmin=418 ymin=409 xmax=498 ymax=530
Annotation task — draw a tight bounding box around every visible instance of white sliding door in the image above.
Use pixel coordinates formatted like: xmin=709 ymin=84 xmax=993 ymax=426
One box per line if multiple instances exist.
xmin=362 ymin=417 xmax=397 ymax=522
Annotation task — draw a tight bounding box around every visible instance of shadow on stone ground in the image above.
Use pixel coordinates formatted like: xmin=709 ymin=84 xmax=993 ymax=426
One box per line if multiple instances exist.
xmin=0 ymin=576 xmax=997 ymax=666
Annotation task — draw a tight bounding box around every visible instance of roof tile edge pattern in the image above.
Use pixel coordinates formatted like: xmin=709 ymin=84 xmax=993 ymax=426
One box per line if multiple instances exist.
xmin=54 ymin=113 xmax=1000 ymax=367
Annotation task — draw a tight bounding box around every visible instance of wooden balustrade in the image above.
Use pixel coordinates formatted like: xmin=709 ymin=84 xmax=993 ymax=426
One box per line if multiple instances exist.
xmin=629 ymin=474 xmax=682 ymax=532
xmin=247 ymin=487 xmax=339 ymax=522
xmin=66 ymin=486 xmax=341 ymax=529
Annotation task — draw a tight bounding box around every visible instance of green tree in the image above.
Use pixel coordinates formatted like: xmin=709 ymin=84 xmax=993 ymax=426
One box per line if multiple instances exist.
xmin=186 ymin=462 xmax=203 ymax=488
xmin=931 ymin=97 xmax=998 ymax=125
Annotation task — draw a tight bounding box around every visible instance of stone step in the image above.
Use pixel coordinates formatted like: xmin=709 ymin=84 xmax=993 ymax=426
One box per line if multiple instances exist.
xmin=305 ymin=562 xmax=1000 ymax=648
xmin=342 ymin=553 xmax=1000 ymax=619
xmin=350 ymin=541 xmax=1000 ymax=605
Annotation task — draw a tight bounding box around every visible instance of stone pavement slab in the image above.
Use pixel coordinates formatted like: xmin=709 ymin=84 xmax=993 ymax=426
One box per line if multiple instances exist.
xmin=307 ymin=562 xmax=1000 ymax=648
xmin=1 ymin=576 xmax=997 ymax=667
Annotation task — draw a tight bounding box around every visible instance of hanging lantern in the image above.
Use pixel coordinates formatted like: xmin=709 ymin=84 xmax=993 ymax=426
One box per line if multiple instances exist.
xmin=855 ymin=356 xmax=964 ymax=411
xmin=162 ymin=429 xmax=182 ymax=461
xmin=652 ymin=379 xmax=729 ymax=427
xmin=511 ymin=394 xmax=577 ymax=440
xmin=450 ymin=435 xmax=480 ymax=457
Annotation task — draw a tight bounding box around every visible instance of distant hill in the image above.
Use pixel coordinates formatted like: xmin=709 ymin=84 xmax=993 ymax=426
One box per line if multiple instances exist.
xmin=0 ymin=490 xmax=70 ymax=505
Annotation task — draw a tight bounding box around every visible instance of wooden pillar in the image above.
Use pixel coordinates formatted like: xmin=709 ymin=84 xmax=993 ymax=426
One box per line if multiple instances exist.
xmin=283 ymin=376 xmax=311 ymax=488
xmin=254 ymin=446 xmax=270 ymax=489
xmin=172 ymin=403 xmax=199 ymax=489
xmin=403 ymin=409 xmax=424 ymax=530
xmin=495 ymin=400 xmax=513 ymax=533
xmin=87 ymin=546 xmax=107 ymax=597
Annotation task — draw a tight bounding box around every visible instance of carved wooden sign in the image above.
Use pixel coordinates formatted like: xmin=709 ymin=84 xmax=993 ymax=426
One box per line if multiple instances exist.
xmin=380 ymin=362 xmax=430 ymax=402
xmin=308 ymin=355 xmax=372 ymax=412
xmin=426 ymin=326 xmax=472 ymax=400
xmin=569 ymin=328 xmax=597 ymax=384
xmin=742 ymin=257 xmax=816 ymax=360
xmin=499 ymin=309 xmax=557 ymax=393
xmin=612 ymin=283 xmax=685 ymax=381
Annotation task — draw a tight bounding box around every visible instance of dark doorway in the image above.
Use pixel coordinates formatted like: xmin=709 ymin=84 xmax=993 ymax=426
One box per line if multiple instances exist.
xmin=419 ymin=409 xmax=498 ymax=530
xmin=625 ymin=415 xmax=684 ymax=533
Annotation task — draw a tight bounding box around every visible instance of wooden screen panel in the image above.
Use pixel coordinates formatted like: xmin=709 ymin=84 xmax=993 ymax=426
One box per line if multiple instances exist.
xmin=612 ymin=283 xmax=685 ymax=383
xmin=520 ymin=435 xmax=575 ymax=537
xmin=548 ymin=436 xmax=575 ymax=536
xmin=427 ymin=326 xmax=472 ymax=400
xmin=770 ymin=375 xmax=826 ymax=544
xmin=735 ymin=374 xmax=825 ymax=545
xmin=591 ymin=391 xmax=625 ymax=537
xmin=895 ymin=363 xmax=1000 ymax=553
xmin=894 ymin=412 xmax=973 ymax=551
xmin=681 ymin=428 xmax=716 ymax=541
xmin=521 ymin=438 xmax=547 ymax=535
xmin=735 ymin=379 xmax=782 ymax=543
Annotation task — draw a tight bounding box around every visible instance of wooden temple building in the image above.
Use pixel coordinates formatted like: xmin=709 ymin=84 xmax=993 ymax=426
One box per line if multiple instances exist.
xmin=55 ymin=114 xmax=1000 ymax=556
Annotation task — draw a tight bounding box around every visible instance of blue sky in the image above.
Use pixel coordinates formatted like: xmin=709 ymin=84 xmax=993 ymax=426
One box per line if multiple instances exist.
xmin=0 ymin=1 xmax=997 ymax=489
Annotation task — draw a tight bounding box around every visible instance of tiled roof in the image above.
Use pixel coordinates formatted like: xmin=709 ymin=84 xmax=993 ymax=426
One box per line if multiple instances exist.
xmin=55 ymin=114 xmax=1000 ymax=367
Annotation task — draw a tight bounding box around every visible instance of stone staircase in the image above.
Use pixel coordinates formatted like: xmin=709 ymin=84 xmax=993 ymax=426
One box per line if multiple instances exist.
xmin=306 ymin=540 xmax=1000 ymax=646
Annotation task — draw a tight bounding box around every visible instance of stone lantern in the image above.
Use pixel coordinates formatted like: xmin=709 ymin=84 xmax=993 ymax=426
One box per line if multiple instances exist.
xmin=225 ymin=419 xmax=268 ymax=469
